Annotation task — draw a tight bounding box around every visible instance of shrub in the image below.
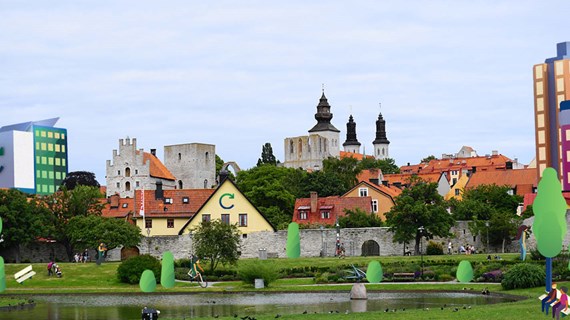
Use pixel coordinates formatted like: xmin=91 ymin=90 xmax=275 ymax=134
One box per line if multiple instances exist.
xmin=501 ymin=263 xmax=545 ymax=290
xmin=238 ymin=261 xmax=280 ymax=287
xmin=426 ymin=241 xmax=444 ymax=255
xmin=117 ymin=254 xmax=161 ymax=284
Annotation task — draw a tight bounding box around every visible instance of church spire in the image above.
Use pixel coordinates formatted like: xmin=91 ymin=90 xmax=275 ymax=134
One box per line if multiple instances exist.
xmin=309 ymin=91 xmax=340 ymax=133
xmin=373 ymin=113 xmax=390 ymax=145
xmin=343 ymin=114 xmax=361 ymax=153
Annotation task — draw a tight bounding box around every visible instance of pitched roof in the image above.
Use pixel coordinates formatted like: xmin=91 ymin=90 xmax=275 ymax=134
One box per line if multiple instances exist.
xmin=101 ymin=195 xmax=134 ymax=219
xmin=344 ymin=180 xmax=401 ymax=199
xmin=357 ymin=168 xmax=382 ymax=183
xmin=420 ymin=154 xmax=512 ymax=173
xmin=143 ymin=152 xmax=176 ymax=181
xmin=465 ymin=168 xmax=538 ymax=195
xmin=340 ymin=151 xmax=375 ymax=161
xmin=292 ymin=195 xmax=372 ymax=224
xmin=136 ymin=188 xmax=215 ymax=219
xmin=383 ymin=172 xmax=443 ymax=185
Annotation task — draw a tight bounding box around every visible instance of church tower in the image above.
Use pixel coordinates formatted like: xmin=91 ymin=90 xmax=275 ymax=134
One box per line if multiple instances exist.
xmin=372 ymin=113 xmax=390 ymax=160
xmin=308 ymin=92 xmax=341 ymax=158
xmin=342 ymin=115 xmax=361 ymax=153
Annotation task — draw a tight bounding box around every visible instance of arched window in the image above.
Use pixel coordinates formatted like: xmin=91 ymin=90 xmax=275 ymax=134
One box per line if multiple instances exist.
xmin=382 ymin=148 xmax=385 ymax=156
xmin=125 ymin=167 xmax=131 ymax=177
xmin=178 ymin=180 xmax=183 ymax=189
xmin=289 ymin=140 xmax=294 ymax=154
xmin=204 ymin=179 xmax=208 ymax=188
xmin=205 ymin=152 xmax=209 ymax=161
xmin=125 ymin=181 xmax=131 ymax=192
xmin=178 ymin=153 xmax=182 ymax=161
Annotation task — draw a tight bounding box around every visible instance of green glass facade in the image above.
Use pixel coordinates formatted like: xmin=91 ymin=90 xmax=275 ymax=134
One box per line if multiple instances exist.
xmin=33 ymin=125 xmax=68 ymax=195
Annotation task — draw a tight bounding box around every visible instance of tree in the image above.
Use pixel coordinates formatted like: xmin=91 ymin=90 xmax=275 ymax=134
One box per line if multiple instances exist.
xmin=322 ymin=157 xmax=361 ymax=190
xmin=338 ymin=208 xmax=383 ymax=228
xmin=300 ymin=170 xmax=347 ymax=198
xmin=192 ymin=220 xmax=240 ymax=273
xmin=0 ymin=189 xmax=51 ymax=261
xmin=60 ymin=171 xmax=100 ymax=190
xmin=41 ymin=185 xmax=105 ymax=261
xmin=67 ymin=215 xmax=141 ymax=253
xmin=385 ymin=177 xmax=454 ymax=254
xmin=357 ymin=157 xmax=401 ymax=174
xmin=421 ymin=155 xmax=436 ymax=164
xmin=256 ymin=142 xmax=278 ymax=166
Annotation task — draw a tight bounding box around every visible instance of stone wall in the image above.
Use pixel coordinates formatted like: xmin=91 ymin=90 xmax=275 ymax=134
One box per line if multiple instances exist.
xmin=1 ymin=221 xmax=524 ymax=263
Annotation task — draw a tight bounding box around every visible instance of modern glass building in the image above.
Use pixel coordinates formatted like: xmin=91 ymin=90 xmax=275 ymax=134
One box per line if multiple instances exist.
xmin=0 ymin=118 xmax=68 ymax=195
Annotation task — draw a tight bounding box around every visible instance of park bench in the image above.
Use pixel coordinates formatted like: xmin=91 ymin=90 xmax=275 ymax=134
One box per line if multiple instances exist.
xmin=14 ymin=265 xmax=35 ymax=284
xmin=392 ymin=272 xmax=416 ymax=281
xmin=538 ymin=293 xmax=570 ymax=316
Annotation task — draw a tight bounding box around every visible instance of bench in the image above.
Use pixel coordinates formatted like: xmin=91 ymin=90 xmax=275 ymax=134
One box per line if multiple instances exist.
xmin=14 ymin=265 xmax=36 ymax=284
xmin=539 ymin=293 xmax=570 ymax=316
xmin=392 ymin=273 xmax=416 ymax=281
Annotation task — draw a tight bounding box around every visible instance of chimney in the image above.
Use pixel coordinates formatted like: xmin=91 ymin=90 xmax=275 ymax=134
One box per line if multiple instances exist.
xmin=506 ymin=161 xmax=513 ymax=170
xmin=150 ymin=149 xmax=157 ymax=156
xmin=407 ymin=162 xmax=410 ymax=166
xmin=218 ymin=169 xmax=229 ymax=185
xmin=492 ymin=150 xmax=498 ymax=156
xmin=155 ymin=181 xmax=163 ymax=199
xmin=310 ymin=192 xmax=318 ymax=213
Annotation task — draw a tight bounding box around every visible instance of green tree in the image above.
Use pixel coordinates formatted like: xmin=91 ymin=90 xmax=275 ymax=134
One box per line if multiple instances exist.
xmin=236 ymin=165 xmax=297 ymax=229
xmin=256 ymin=142 xmax=278 ymax=166
xmin=385 ymin=177 xmax=454 ymax=254
xmin=357 ymin=157 xmax=400 ymax=174
xmin=192 ymin=220 xmax=241 ymax=273
xmin=41 ymin=185 xmax=105 ymax=261
xmin=60 ymin=171 xmax=100 ymax=190
xmin=338 ymin=208 xmax=383 ymax=228
xmin=300 ymin=170 xmax=347 ymax=198
xmin=322 ymin=157 xmax=361 ymax=190
xmin=67 ymin=215 xmax=141 ymax=253
xmin=421 ymin=155 xmax=436 ymax=164
xmin=0 ymin=189 xmax=50 ymax=262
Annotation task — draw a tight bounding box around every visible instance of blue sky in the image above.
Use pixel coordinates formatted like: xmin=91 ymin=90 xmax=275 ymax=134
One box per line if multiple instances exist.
xmin=1 ymin=1 xmax=569 ymax=184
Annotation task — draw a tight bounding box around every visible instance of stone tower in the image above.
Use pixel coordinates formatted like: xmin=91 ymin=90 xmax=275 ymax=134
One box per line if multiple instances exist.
xmin=307 ymin=92 xmax=341 ymax=157
xmin=342 ymin=115 xmax=361 ymax=154
xmin=372 ymin=113 xmax=390 ymax=160
xmin=164 ymin=143 xmax=216 ymax=189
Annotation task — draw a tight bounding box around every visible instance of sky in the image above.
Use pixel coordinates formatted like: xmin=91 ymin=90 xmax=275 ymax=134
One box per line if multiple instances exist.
xmin=2 ymin=1 xmax=570 ymax=184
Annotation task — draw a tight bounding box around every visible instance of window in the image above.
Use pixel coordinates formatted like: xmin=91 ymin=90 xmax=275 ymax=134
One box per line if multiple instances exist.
xmin=452 ymin=178 xmax=457 ymax=185
xmin=55 ymin=144 xmax=60 ymax=152
xmin=202 ymin=214 xmax=211 ymax=222
xmin=125 ymin=167 xmax=131 ymax=177
xmin=455 ymin=189 xmax=460 ymax=196
xmin=135 ymin=169 xmax=138 ymax=174
xmin=242 ymin=234 xmax=248 ymax=239
xmin=117 ymin=170 xmax=121 ymax=175
xmin=178 ymin=153 xmax=182 ymax=160
xmin=359 ymin=188 xmax=368 ymax=197
xmin=299 ymin=211 xmax=308 ymax=220
xmin=182 ymin=197 xmax=189 ymax=204
xmin=239 ymin=214 xmax=248 ymax=227
xmin=136 ymin=181 xmax=140 ymax=188
xmin=507 ymin=189 xmax=514 ymax=196
xmin=178 ymin=181 xmax=183 ymax=189
xmin=125 ymin=181 xmax=131 ymax=191
xmin=122 ymin=203 xmax=128 ymax=208
xmin=164 ymin=198 xmax=172 ymax=204
xmin=205 ymin=152 xmax=209 ymax=161
xmin=116 ymin=182 xmax=120 ymax=188
xmin=321 ymin=211 xmax=330 ymax=219
xmin=167 ymin=218 xmax=174 ymax=228
xmin=145 ymin=219 xmax=152 ymax=229
xmin=371 ymin=200 xmax=378 ymax=213
xmin=221 ymin=214 xmax=230 ymax=224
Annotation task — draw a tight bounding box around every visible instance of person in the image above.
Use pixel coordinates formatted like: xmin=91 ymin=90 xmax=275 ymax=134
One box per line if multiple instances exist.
xmin=47 ymin=261 xmax=54 ymax=276
xmin=543 ymin=283 xmax=559 ymax=315
xmin=55 ymin=265 xmax=62 ymax=278
xmin=448 ymin=242 xmax=452 ymax=255
xmin=82 ymin=249 xmax=89 ymax=263
xmin=74 ymin=253 xmax=80 ymax=263
xmin=97 ymin=242 xmax=107 ymax=260
xmin=459 ymin=245 xmax=466 ymax=254
xmin=188 ymin=255 xmax=204 ymax=280
xmin=552 ymin=286 xmax=568 ymax=320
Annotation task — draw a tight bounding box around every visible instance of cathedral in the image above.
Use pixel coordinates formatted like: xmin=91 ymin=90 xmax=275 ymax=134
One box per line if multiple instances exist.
xmin=283 ymin=92 xmax=390 ymax=170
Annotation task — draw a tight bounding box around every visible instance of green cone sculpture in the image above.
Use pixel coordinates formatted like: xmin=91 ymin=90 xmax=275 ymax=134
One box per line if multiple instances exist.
xmin=286 ymin=222 xmax=301 ymax=258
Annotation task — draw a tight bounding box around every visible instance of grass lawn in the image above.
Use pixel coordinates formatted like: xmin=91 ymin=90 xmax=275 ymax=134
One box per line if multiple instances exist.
xmin=0 ymin=254 xmax=553 ymax=319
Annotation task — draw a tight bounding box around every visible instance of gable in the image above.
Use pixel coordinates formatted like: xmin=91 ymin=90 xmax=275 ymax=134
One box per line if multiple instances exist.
xmin=178 ymin=179 xmax=276 ymax=234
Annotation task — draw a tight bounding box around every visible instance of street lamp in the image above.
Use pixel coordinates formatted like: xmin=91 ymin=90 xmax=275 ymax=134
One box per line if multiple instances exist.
xmin=320 ymin=226 xmax=325 ymax=258
xmin=485 ymin=221 xmax=490 ymax=253
xmin=418 ymin=226 xmax=425 ymax=278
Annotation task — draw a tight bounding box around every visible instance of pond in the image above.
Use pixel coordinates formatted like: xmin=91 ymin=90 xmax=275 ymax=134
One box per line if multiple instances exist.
xmin=2 ymin=291 xmax=519 ymax=320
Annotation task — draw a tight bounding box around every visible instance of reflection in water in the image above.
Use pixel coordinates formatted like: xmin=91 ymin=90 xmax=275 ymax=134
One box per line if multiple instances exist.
xmin=1 ymin=292 xmax=516 ymax=320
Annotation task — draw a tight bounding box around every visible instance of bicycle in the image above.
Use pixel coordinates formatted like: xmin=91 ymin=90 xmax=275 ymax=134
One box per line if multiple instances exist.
xmin=187 ymin=270 xmax=207 ymax=288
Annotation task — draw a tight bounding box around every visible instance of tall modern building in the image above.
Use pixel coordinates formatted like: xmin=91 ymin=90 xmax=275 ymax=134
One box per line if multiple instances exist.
xmin=0 ymin=118 xmax=68 ymax=195
xmin=533 ymin=42 xmax=570 ymax=186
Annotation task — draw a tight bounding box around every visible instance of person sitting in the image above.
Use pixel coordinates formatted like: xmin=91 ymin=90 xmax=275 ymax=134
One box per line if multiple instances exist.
xmin=552 ymin=286 xmax=568 ymax=320
xmin=459 ymin=245 xmax=466 ymax=254
xmin=55 ymin=265 xmax=62 ymax=278
xmin=543 ymin=282 xmax=559 ymax=315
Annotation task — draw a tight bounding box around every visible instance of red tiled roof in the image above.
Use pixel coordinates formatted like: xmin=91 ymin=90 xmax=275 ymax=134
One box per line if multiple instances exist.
xmin=465 ymin=168 xmax=537 ymax=196
xmin=357 ymin=169 xmax=381 ymax=183
xmin=420 ymin=154 xmax=512 ymax=173
xmin=292 ymin=195 xmax=372 ymax=225
xmin=135 ymin=188 xmax=215 ymax=218
xmin=101 ymin=195 xmax=134 ymax=219
xmin=383 ymin=172 xmax=442 ymax=185
xmin=143 ymin=152 xmax=176 ymax=181
xmin=340 ymin=151 xmax=375 ymax=161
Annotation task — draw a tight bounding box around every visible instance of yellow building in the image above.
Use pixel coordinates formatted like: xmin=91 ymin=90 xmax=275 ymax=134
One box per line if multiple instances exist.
xmin=178 ymin=178 xmax=276 ymax=236
xmin=342 ymin=181 xmax=400 ymax=221
xmin=445 ymin=174 xmax=469 ymax=200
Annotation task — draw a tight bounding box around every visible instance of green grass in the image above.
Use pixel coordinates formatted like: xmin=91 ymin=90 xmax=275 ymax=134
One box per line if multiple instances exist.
xmin=0 ymin=254 xmax=549 ymax=319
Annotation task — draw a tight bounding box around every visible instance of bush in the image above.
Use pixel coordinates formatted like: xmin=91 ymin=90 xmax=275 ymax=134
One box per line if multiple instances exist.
xmin=501 ymin=263 xmax=545 ymax=290
xmin=238 ymin=261 xmax=280 ymax=287
xmin=117 ymin=254 xmax=161 ymax=284
xmin=426 ymin=241 xmax=444 ymax=255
